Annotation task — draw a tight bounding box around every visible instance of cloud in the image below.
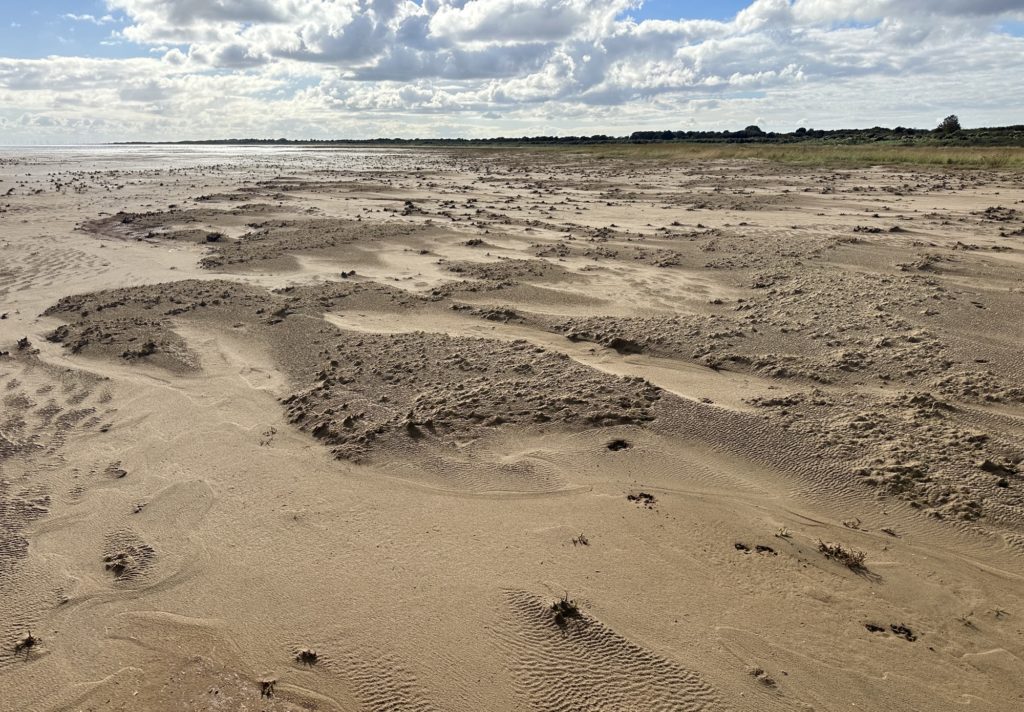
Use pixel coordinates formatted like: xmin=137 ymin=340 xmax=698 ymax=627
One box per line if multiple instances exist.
xmin=793 ymin=0 xmax=1024 ymax=22
xmin=428 ymin=0 xmax=636 ymax=42
xmin=64 ymin=13 xmax=117 ymax=25
xmin=0 ymin=0 xmax=1021 ymax=141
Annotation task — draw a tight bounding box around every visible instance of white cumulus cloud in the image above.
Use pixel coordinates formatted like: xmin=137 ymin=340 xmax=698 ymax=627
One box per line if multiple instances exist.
xmin=0 ymin=0 xmax=1020 ymax=141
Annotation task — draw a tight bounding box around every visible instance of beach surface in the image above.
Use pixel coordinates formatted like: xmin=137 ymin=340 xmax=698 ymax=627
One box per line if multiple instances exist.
xmin=2 ymin=145 xmax=1024 ymax=711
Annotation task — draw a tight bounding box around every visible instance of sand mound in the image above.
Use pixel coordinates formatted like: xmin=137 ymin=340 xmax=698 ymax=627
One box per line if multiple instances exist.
xmin=275 ymin=280 xmax=432 ymax=313
xmin=43 ymin=279 xmax=663 ymax=464
xmin=443 ymin=257 xmax=579 ymax=284
xmin=750 ymin=389 xmax=1023 ymax=522
xmin=42 ymin=280 xmax=270 ymax=371
xmin=200 ymin=218 xmax=430 ymax=270
xmin=282 ymin=330 xmax=661 ymax=461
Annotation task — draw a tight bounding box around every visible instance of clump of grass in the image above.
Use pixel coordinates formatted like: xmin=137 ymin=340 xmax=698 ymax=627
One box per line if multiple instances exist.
xmin=957 ymin=612 xmax=978 ymax=630
xmin=551 ymin=593 xmax=583 ymax=628
xmin=295 ymin=648 xmax=318 ymax=666
xmin=14 ymin=631 xmax=40 ymax=654
xmin=817 ymin=540 xmax=867 ymax=570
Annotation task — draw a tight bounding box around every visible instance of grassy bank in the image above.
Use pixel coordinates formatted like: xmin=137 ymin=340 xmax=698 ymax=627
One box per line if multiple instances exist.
xmin=533 ymin=142 xmax=1024 ymax=169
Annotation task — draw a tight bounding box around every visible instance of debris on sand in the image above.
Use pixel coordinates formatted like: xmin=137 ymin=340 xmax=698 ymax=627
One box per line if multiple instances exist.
xmin=627 ymin=492 xmax=657 ymax=508
xmin=818 ymin=541 xmax=867 ymax=571
xmin=259 ymin=678 xmax=276 ymax=698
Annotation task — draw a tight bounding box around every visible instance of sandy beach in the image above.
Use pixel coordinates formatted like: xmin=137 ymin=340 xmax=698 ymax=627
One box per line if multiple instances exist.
xmin=2 ymin=145 xmax=1024 ymax=711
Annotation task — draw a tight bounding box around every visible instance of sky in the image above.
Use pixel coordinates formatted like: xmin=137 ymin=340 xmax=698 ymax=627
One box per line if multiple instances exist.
xmin=0 ymin=1 xmax=1022 ymax=143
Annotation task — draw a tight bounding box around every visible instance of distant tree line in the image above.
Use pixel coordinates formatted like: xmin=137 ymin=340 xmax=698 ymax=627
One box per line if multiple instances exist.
xmin=120 ymin=118 xmax=1024 ymax=147
xmin=627 ymin=117 xmax=1022 ymax=145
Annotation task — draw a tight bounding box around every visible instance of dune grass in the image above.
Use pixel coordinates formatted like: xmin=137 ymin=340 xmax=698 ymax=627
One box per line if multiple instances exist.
xmin=522 ymin=142 xmax=1024 ymax=169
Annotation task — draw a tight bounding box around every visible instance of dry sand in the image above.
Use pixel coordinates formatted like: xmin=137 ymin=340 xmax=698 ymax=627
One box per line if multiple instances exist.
xmin=1 ymin=145 xmax=1024 ymax=711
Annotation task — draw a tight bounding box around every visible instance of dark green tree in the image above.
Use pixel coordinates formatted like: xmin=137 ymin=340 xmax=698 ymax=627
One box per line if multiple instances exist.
xmin=937 ymin=114 xmax=961 ymax=133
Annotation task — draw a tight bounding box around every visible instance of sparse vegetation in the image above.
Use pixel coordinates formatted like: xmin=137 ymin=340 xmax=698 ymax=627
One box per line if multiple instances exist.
xmin=260 ymin=678 xmax=276 ymax=698
xmin=563 ymin=142 xmax=1024 ymax=169
xmin=817 ymin=540 xmax=868 ymax=571
xmin=551 ymin=593 xmax=583 ymax=628
xmin=957 ymin=612 xmax=978 ymax=630
xmin=139 ymin=121 xmax=1024 ymax=153
xmin=14 ymin=631 xmax=39 ymax=655
xmin=296 ymin=648 xmax=318 ymax=666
